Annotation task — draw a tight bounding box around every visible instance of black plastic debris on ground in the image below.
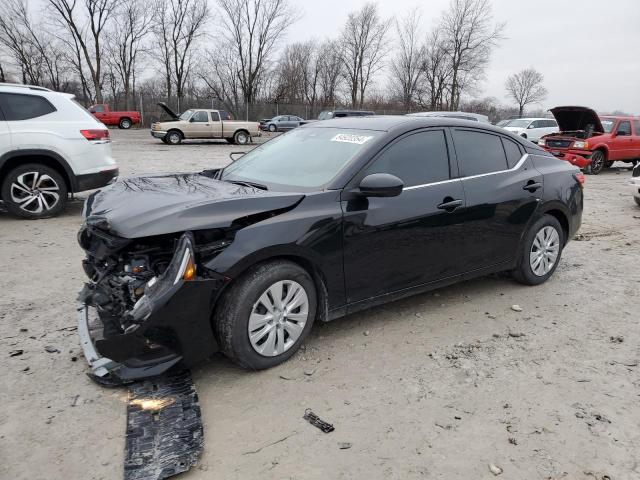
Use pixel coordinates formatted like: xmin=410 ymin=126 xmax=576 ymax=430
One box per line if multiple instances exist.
xmin=125 ymin=369 xmax=204 ymax=480
xmin=303 ymin=409 xmax=335 ymax=433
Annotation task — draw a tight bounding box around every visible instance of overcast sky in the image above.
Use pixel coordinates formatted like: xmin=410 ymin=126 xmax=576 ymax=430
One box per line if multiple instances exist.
xmin=285 ymin=0 xmax=640 ymax=114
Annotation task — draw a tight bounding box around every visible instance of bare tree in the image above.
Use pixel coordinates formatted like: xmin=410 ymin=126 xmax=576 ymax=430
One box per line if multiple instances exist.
xmin=316 ymin=40 xmax=343 ymax=107
xmin=199 ymin=47 xmax=244 ymax=117
xmin=217 ymin=0 xmax=299 ymax=113
xmin=389 ymin=8 xmax=425 ymax=110
xmin=420 ymin=27 xmax=452 ymax=110
xmin=107 ymin=0 xmax=151 ymax=109
xmin=440 ymin=0 xmax=504 ymax=110
xmin=341 ymin=2 xmax=391 ymax=108
xmin=48 ymin=0 xmax=118 ymax=103
xmin=505 ymin=68 xmax=547 ymax=117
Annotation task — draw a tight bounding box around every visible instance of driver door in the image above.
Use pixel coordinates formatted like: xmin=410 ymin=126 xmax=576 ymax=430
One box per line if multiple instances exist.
xmin=610 ymin=120 xmax=634 ymax=161
xmin=186 ymin=110 xmax=212 ymax=138
xmin=341 ymin=128 xmax=467 ymax=305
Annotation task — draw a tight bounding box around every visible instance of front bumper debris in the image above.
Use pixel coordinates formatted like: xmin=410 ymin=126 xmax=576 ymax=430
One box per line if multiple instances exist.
xmin=125 ymin=369 xmax=204 ymax=480
xmin=544 ymin=148 xmax=592 ymax=169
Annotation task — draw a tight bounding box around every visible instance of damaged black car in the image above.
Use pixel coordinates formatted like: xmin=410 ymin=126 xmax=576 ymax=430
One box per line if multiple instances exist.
xmin=77 ymin=116 xmax=583 ymax=384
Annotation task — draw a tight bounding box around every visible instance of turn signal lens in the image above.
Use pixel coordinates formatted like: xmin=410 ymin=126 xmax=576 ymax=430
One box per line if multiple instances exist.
xmin=183 ymin=256 xmax=196 ymax=281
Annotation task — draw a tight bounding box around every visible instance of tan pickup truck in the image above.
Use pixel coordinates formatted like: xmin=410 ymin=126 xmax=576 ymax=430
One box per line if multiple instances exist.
xmin=151 ymin=103 xmax=261 ymax=145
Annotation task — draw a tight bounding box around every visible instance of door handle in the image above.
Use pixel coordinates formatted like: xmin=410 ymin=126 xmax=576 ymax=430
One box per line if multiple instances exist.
xmin=523 ymin=180 xmax=542 ymax=192
xmin=437 ymin=198 xmax=463 ymax=212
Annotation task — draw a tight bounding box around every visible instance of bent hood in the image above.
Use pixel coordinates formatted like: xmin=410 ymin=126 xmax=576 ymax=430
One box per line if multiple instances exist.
xmin=550 ymin=106 xmax=603 ymax=133
xmin=84 ymin=172 xmax=304 ymax=238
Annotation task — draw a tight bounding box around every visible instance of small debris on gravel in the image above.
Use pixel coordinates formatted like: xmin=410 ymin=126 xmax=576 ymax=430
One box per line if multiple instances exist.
xmin=44 ymin=346 xmax=60 ymax=353
xmin=363 ymin=330 xmax=370 ymax=336
xmin=508 ymin=437 xmax=518 ymax=445
xmin=303 ymin=409 xmax=334 ymax=433
xmin=511 ymin=305 xmax=523 ymax=312
xmin=593 ymin=413 xmax=611 ymax=424
xmin=19 ymin=328 xmax=28 ymax=332
xmin=338 ymin=442 xmax=352 ymax=449
xmin=488 ymin=463 xmax=503 ymax=475
xmin=279 ymin=375 xmax=293 ymax=380
xmin=609 ymin=335 xmax=624 ymax=343
xmin=508 ymin=331 xmax=525 ymax=338
xmin=9 ymin=349 xmax=24 ymax=357
xmin=303 ymin=369 xmax=316 ymax=376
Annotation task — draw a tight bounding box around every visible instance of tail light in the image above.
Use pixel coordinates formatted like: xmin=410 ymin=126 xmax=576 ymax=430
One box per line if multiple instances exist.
xmin=573 ymin=172 xmax=585 ymax=188
xmin=80 ymin=129 xmax=110 ymax=141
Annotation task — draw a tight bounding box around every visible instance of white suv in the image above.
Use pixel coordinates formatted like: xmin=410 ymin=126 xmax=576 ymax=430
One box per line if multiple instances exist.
xmin=0 ymin=83 xmax=118 ymax=219
xmin=503 ymin=118 xmax=559 ymax=143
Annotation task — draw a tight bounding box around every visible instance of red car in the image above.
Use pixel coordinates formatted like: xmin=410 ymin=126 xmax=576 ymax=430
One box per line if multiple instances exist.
xmin=539 ymin=106 xmax=640 ymax=174
xmin=88 ymin=103 xmax=141 ymax=129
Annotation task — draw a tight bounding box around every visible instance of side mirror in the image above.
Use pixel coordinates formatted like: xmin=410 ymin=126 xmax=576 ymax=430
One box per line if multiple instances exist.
xmin=358 ymin=173 xmax=404 ymax=197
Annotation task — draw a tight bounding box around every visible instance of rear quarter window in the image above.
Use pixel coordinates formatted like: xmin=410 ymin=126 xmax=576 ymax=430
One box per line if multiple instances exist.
xmin=0 ymin=93 xmax=56 ymax=120
xmin=453 ymin=129 xmax=509 ymax=176
xmin=501 ymin=137 xmax=523 ymax=168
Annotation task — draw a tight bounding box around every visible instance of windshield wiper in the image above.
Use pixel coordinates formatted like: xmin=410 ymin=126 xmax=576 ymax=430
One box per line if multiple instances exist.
xmin=225 ymin=179 xmax=268 ymax=191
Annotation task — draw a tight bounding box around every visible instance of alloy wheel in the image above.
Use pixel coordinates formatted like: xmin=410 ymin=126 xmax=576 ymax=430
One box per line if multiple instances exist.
xmin=248 ymin=280 xmax=309 ymax=357
xmin=590 ymin=151 xmax=605 ymax=174
xmin=530 ymin=225 xmax=560 ymax=276
xmin=236 ymin=132 xmax=249 ymax=144
xmin=10 ymin=171 xmax=60 ymax=214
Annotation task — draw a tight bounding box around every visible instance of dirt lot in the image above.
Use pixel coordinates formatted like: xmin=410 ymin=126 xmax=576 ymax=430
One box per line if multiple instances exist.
xmin=1 ymin=129 xmax=639 ymax=480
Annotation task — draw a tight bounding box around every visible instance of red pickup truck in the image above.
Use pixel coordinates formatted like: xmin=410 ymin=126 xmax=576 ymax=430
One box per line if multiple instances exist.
xmin=539 ymin=106 xmax=640 ymax=174
xmin=88 ymin=104 xmax=141 ymax=129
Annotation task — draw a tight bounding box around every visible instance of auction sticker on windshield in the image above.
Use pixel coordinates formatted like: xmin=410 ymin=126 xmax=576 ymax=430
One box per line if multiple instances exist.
xmin=331 ymin=133 xmax=373 ymax=145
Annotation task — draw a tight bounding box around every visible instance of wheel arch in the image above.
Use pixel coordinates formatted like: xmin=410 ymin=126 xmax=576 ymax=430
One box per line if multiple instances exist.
xmin=591 ymin=145 xmax=608 ymax=159
xmin=539 ymin=206 xmax=570 ymax=245
xmin=0 ymin=149 xmax=76 ymax=192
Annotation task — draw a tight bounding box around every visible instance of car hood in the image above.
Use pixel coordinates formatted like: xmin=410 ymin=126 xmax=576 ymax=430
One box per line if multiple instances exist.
xmin=504 ymin=126 xmax=525 ymax=133
xmin=550 ymin=106 xmax=604 ymax=133
xmin=157 ymin=102 xmax=179 ymax=120
xmin=83 ymin=172 xmax=305 ymax=238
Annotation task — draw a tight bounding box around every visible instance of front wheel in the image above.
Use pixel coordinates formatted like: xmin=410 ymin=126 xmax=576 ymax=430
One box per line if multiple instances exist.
xmin=1 ymin=164 xmax=68 ymax=219
xmin=588 ymin=150 xmax=605 ymax=175
xmin=214 ymin=260 xmax=317 ymax=370
xmin=165 ymin=130 xmax=182 ymax=145
xmin=512 ymin=215 xmax=564 ymax=286
xmin=268 ymin=124 xmax=276 ymax=133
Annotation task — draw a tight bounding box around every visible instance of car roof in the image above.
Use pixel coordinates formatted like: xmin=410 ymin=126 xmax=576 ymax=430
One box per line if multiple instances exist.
xmin=508 ymin=117 xmax=554 ymax=121
xmin=0 ymin=82 xmax=52 ymax=93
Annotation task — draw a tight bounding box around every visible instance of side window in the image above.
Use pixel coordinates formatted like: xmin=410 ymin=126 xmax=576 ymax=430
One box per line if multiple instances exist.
xmin=617 ymin=121 xmax=631 ymax=135
xmin=453 ymin=130 xmax=509 ymax=176
xmin=0 ymin=93 xmax=56 ymax=121
xmin=93 ymin=105 xmax=104 ymax=113
xmin=546 ymin=120 xmax=558 ymax=128
xmin=210 ymin=111 xmax=220 ymax=122
xmin=364 ymin=130 xmax=450 ymax=188
xmin=191 ymin=111 xmax=209 ymax=122
xmin=501 ymin=137 xmax=523 ymax=169
xmin=530 ymin=120 xmax=542 ymax=129
xmin=634 ymin=120 xmax=640 ymax=136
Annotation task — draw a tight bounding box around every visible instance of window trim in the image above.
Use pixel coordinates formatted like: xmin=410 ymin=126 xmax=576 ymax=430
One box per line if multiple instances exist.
xmin=451 ymin=127 xmax=515 ymax=178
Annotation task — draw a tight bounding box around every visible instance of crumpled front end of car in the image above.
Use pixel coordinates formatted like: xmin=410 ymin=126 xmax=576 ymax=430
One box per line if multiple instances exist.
xmin=77 ymin=223 xmax=231 ymax=385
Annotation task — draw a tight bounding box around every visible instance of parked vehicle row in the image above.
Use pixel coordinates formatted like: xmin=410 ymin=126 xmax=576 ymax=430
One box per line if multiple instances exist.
xmin=504 ymin=118 xmax=559 ymax=142
xmin=88 ymin=103 xmax=141 ymax=129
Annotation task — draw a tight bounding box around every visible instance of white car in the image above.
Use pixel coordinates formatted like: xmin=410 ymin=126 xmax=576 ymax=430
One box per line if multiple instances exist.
xmin=630 ymin=163 xmax=640 ymax=206
xmin=504 ymin=118 xmax=559 ymax=142
xmin=407 ymin=111 xmax=490 ymax=123
xmin=0 ymin=83 xmax=118 ymax=219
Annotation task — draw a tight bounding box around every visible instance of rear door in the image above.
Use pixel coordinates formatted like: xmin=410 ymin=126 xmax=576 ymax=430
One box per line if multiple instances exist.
xmin=610 ymin=120 xmax=634 ymax=160
xmin=451 ymin=128 xmax=543 ymax=271
xmin=633 ymin=120 xmax=640 ymax=157
xmin=342 ymin=128 xmax=468 ymax=304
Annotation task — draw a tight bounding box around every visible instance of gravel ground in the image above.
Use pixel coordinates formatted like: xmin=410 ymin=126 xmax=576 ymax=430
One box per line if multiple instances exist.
xmin=1 ymin=129 xmax=639 ymax=480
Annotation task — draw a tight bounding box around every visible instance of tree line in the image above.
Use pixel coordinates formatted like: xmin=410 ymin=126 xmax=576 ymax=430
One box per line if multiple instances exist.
xmin=0 ymin=0 xmax=549 ymax=121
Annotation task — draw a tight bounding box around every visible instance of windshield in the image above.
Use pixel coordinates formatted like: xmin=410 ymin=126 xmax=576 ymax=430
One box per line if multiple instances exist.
xmin=220 ymin=128 xmax=380 ymax=191
xmin=507 ymin=119 xmax=530 ymax=128
xmin=600 ymin=118 xmax=615 ymax=133
xmin=179 ymin=109 xmax=194 ymax=121
xmin=318 ymin=111 xmax=333 ymax=120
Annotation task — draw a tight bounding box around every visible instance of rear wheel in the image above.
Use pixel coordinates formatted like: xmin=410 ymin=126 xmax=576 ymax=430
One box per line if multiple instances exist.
xmin=512 ymin=215 xmax=564 ymax=286
xmin=1 ymin=163 xmax=67 ymax=219
xmin=118 ymin=117 xmax=132 ymax=129
xmin=214 ymin=260 xmax=317 ymax=370
xmin=233 ymin=130 xmax=250 ymax=145
xmin=588 ymin=150 xmax=605 ymax=175
xmin=166 ymin=130 xmax=182 ymax=145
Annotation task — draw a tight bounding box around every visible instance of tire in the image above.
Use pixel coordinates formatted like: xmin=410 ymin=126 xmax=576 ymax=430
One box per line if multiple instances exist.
xmin=161 ymin=137 xmax=169 ymax=144
xmin=587 ymin=150 xmax=605 ymax=175
xmin=214 ymin=260 xmax=317 ymax=370
xmin=118 ymin=117 xmax=132 ymax=129
xmin=233 ymin=130 xmax=250 ymax=145
xmin=1 ymin=163 xmax=68 ymax=219
xmin=512 ymin=214 xmax=564 ymax=286
xmin=634 ymin=197 xmax=640 ymax=207
xmin=224 ymin=138 xmax=234 ymax=144
xmin=165 ymin=130 xmax=182 ymax=145
xmin=268 ymin=124 xmax=276 ymax=133
xmin=604 ymin=161 xmax=614 ymax=169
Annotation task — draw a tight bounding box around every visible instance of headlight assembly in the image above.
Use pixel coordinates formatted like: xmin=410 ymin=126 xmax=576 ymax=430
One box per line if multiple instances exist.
xmin=573 ymin=141 xmax=588 ymax=149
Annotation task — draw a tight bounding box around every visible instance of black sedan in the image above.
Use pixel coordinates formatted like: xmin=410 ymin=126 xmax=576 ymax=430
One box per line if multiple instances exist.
xmin=77 ymin=116 xmax=583 ymax=384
